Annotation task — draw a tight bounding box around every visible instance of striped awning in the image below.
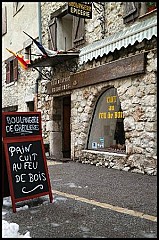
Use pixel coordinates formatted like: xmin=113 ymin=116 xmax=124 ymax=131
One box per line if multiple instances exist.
xmin=79 ymin=15 xmax=157 ymax=64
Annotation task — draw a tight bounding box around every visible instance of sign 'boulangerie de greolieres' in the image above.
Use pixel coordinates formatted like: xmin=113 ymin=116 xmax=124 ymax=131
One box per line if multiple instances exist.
xmin=68 ymin=2 xmax=92 ymax=19
xmin=3 ymin=112 xmax=42 ymax=137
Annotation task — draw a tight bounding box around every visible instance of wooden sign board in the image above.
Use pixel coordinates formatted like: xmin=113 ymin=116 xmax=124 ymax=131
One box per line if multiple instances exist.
xmin=3 ymin=137 xmax=53 ymax=212
xmin=70 ymin=53 xmax=146 ymax=90
xmin=2 ymin=112 xmax=42 ymax=138
xmin=47 ymin=53 xmax=145 ymax=95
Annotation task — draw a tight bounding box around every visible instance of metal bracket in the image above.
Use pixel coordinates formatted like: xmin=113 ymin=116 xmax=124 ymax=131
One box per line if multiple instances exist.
xmin=60 ymin=59 xmax=78 ymax=73
xmin=32 ymin=67 xmax=54 ymax=81
xmin=32 ymin=58 xmax=78 ymax=81
xmin=41 ymin=67 xmax=54 ymax=80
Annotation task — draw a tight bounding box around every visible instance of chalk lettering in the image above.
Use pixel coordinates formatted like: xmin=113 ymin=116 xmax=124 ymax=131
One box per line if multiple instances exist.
xmin=19 ymin=153 xmax=38 ymax=161
xmin=9 ymin=144 xmax=33 ymax=156
xmin=6 ymin=125 xmax=14 ymax=133
xmin=15 ymin=174 xmax=26 ymax=183
xmin=6 ymin=116 xmax=39 ymax=125
xmin=28 ymin=172 xmax=46 ymax=182
xmin=13 ymin=163 xmax=22 ymax=172
xmin=23 ymin=161 xmax=38 ymax=170
xmin=22 ymin=184 xmax=43 ymax=194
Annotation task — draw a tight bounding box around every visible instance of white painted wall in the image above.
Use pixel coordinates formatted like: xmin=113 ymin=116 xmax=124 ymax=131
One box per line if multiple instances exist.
xmin=2 ymin=2 xmax=39 ymax=61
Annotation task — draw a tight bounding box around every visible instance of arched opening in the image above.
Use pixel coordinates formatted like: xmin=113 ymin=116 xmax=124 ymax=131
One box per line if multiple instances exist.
xmin=87 ymin=87 xmax=126 ymax=153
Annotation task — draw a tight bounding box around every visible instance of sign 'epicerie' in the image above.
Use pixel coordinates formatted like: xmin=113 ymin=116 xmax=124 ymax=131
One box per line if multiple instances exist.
xmin=68 ymin=2 xmax=92 ymax=19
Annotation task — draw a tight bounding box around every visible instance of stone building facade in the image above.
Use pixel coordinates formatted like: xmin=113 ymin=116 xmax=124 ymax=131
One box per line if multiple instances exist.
xmin=2 ymin=2 xmax=157 ymax=175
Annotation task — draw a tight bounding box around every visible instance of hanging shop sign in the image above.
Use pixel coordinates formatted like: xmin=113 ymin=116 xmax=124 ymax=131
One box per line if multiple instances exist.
xmin=68 ymin=2 xmax=92 ymax=19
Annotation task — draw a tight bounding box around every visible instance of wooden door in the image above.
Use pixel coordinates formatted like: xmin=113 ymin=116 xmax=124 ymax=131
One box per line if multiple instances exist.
xmin=63 ymin=96 xmax=71 ymax=158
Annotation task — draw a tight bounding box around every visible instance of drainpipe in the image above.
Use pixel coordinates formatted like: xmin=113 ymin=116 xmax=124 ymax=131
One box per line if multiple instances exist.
xmin=35 ymin=2 xmax=42 ymax=111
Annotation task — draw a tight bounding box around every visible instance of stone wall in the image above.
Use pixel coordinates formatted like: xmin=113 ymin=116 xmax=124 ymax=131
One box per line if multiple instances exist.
xmin=2 ymin=45 xmax=39 ymax=112
xmin=70 ymin=39 xmax=157 ymax=175
xmin=38 ymin=3 xmax=157 ymax=175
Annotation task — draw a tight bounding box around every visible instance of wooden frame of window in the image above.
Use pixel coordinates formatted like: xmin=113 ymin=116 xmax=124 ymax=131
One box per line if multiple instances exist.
xmin=5 ymin=57 xmax=18 ymax=84
xmin=123 ymin=2 xmax=140 ymax=23
xmin=48 ymin=4 xmax=85 ymax=51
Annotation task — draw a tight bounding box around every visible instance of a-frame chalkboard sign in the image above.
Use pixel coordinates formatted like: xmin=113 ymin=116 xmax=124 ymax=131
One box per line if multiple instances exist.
xmin=2 ymin=112 xmax=53 ymax=213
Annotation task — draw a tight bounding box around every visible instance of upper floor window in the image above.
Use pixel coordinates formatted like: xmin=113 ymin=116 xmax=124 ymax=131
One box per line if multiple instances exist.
xmin=27 ymin=101 xmax=34 ymax=112
xmin=5 ymin=57 xmax=18 ymax=84
xmin=2 ymin=105 xmax=18 ymax=112
xmin=48 ymin=5 xmax=85 ymax=51
xmin=87 ymin=87 xmax=126 ymax=154
xmin=123 ymin=2 xmax=157 ymax=24
xmin=2 ymin=6 xmax=7 ymax=36
xmin=23 ymin=37 xmax=32 ymax=62
xmin=141 ymin=2 xmax=157 ymax=15
xmin=24 ymin=45 xmax=31 ymax=63
xmin=123 ymin=2 xmax=140 ymax=23
xmin=13 ymin=2 xmax=24 ymax=16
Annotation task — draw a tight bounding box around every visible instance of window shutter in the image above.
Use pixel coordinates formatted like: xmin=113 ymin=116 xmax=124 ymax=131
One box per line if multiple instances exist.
xmin=2 ymin=6 xmax=7 ymax=36
xmin=123 ymin=2 xmax=140 ymax=24
xmin=48 ymin=17 xmax=57 ymax=50
xmin=6 ymin=62 xmax=10 ymax=84
xmin=13 ymin=58 xmax=18 ymax=81
xmin=72 ymin=16 xmax=85 ymax=47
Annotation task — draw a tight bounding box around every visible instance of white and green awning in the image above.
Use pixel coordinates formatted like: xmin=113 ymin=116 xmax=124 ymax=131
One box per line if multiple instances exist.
xmin=79 ymin=15 xmax=157 ymax=64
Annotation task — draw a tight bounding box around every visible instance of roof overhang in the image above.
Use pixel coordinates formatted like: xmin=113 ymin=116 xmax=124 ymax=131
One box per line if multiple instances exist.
xmin=28 ymin=51 xmax=80 ymax=68
xmin=79 ymin=14 xmax=157 ymax=65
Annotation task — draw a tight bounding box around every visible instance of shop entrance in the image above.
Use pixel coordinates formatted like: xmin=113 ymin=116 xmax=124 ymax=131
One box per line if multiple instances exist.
xmin=62 ymin=96 xmax=71 ymax=158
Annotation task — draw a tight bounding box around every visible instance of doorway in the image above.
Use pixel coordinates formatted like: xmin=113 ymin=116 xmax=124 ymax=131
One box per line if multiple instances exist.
xmin=62 ymin=96 xmax=71 ymax=158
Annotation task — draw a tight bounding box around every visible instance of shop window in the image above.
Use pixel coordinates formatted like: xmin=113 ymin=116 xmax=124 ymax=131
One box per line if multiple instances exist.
xmin=5 ymin=57 xmax=18 ymax=84
xmin=2 ymin=6 xmax=7 ymax=36
xmin=48 ymin=4 xmax=85 ymax=51
xmin=87 ymin=87 xmax=126 ymax=154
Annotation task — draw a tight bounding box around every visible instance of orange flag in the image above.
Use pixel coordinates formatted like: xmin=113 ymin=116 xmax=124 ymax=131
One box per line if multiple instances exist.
xmin=6 ymin=48 xmax=28 ymax=70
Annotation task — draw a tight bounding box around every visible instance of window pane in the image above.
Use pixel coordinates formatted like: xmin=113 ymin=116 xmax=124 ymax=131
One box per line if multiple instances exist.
xmin=87 ymin=87 xmax=125 ymax=153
